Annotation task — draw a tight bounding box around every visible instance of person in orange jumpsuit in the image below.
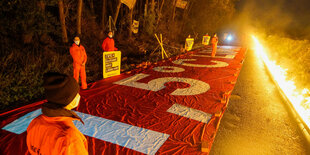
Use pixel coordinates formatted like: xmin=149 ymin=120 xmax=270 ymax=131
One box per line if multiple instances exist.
xmin=27 ymin=72 xmax=88 ymax=155
xmin=70 ymin=36 xmax=87 ymax=89
xmin=102 ymin=31 xmax=118 ymax=52
xmin=211 ymin=33 xmax=218 ymax=57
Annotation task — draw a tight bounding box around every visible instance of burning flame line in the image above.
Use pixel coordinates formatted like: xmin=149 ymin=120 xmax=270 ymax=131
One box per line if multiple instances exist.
xmin=251 ymin=36 xmax=310 ymax=138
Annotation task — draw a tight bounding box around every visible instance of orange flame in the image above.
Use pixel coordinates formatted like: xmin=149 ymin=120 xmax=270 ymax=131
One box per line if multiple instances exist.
xmin=252 ymin=35 xmax=310 ymax=130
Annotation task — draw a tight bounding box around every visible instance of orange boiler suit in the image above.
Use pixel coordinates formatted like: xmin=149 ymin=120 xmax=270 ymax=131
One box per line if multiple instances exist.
xmin=70 ymin=43 xmax=87 ymax=89
xmin=102 ymin=37 xmax=118 ymax=52
xmin=27 ymin=114 xmax=88 ymax=155
xmin=211 ymin=36 xmax=218 ymax=57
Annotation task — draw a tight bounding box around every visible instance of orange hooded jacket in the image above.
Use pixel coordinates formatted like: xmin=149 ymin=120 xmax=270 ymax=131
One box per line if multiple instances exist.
xmin=27 ymin=107 xmax=88 ymax=155
xmin=102 ymin=37 xmax=118 ymax=52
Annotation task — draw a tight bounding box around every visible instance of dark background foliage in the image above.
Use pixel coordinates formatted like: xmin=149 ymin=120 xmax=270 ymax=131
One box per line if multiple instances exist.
xmin=0 ymin=0 xmax=237 ymax=111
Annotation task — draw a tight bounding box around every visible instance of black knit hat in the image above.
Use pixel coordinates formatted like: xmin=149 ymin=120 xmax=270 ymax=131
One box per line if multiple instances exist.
xmin=43 ymin=72 xmax=79 ymax=107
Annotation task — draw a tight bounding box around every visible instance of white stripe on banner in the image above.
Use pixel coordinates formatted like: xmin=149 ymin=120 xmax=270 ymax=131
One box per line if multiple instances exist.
xmin=167 ymin=103 xmax=212 ymax=124
xmin=191 ymin=54 xmax=235 ymax=59
xmin=74 ymin=111 xmax=169 ymax=155
xmin=2 ymin=109 xmax=170 ymax=155
xmin=2 ymin=109 xmax=42 ymax=134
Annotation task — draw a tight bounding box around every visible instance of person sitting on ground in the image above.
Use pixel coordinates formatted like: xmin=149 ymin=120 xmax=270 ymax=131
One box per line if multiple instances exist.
xmin=102 ymin=31 xmax=118 ymax=52
xmin=26 ymin=72 xmax=88 ymax=155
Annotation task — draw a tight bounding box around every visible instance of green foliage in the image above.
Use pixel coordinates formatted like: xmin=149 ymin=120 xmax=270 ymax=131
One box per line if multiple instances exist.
xmin=0 ymin=49 xmax=72 ymax=110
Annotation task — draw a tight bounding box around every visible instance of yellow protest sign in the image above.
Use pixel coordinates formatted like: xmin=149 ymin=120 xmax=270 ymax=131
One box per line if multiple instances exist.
xmin=202 ymin=36 xmax=211 ymax=45
xmin=176 ymin=0 xmax=188 ymax=9
xmin=185 ymin=38 xmax=194 ymax=51
xmin=132 ymin=20 xmax=139 ymax=34
xmin=103 ymin=51 xmax=121 ymax=78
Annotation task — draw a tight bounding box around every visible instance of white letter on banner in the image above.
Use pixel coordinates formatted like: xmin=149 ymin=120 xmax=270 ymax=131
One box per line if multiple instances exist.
xmin=172 ymin=59 xmax=229 ymax=68
xmin=191 ymin=54 xmax=235 ymax=59
xmin=153 ymin=66 xmax=185 ymax=73
xmin=199 ymin=51 xmax=236 ymax=55
xmin=114 ymin=73 xmax=210 ymax=95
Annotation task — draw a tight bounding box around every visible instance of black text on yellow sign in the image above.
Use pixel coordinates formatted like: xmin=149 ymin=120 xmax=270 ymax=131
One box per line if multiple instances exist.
xmin=103 ymin=51 xmax=121 ymax=78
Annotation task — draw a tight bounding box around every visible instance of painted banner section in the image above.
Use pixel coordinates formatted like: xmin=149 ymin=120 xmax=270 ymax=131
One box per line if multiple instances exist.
xmin=2 ymin=109 xmax=41 ymax=134
xmin=167 ymin=103 xmax=212 ymax=124
xmin=103 ymin=51 xmax=121 ymax=78
xmin=2 ymin=109 xmax=169 ymax=155
xmin=74 ymin=111 xmax=169 ymax=155
xmin=0 ymin=46 xmax=246 ymax=155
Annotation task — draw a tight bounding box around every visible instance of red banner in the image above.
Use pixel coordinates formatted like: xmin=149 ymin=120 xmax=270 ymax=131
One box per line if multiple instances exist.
xmin=0 ymin=46 xmax=246 ymax=154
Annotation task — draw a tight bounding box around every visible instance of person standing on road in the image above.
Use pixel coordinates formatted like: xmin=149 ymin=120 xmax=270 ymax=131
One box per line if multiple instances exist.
xmin=70 ymin=36 xmax=88 ymax=89
xmin=26 ymin=72 xmax=88 ymax=155
xmin=211 ymin=33 xmax=218 ymax=57
xmin=102 ymin=31 xmax=118 ymax=52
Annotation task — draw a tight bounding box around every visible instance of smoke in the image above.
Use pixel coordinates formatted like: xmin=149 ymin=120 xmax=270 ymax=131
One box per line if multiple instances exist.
xmin=232 ymin=0 xmax=310 ymax=39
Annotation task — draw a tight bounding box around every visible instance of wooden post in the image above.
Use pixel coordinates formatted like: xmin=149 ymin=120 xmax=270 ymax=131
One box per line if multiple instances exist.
xmin=77 ymin=0 xmax=83 ymax=35
xmin=114 ymin=0 xmax=122 ymax=26
xmin=58 ymin=0 xmax=68 ymax=43
xmin=155 ymin=34 xmax=168 ymax=60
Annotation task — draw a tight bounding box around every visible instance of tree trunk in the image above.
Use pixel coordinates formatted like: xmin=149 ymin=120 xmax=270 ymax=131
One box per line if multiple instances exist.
xmin=172 ymin=0 xmax=176 ymax=21
xmin=143 ymin=0 xmax=148 ymax=27
xmin=58 ymin=0 xmax=68 ymax=43
xmin=181 ymin=1 xmax=191 ymax=33
xmin=150 ymin=0 xmax=155 ymax=14
xmin=114 ymin=0 xmax=122 ymax=26
xmin=89 ymin=0 xmax=95 ymax=15
xmin=77 ymin=0 xmax=83 ymax=35
xmin=101 ymin=0 xmax=107 ymax=30
xmin=37 ymin=0 xmax=46 ymax=12
xmin=156 ymin=0 xmax=165 ymax=25
xmin=129 ymin=8 xmax=133 ymax=39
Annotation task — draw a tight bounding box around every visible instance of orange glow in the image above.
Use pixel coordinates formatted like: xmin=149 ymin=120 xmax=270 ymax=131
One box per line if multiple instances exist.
xmin=252 ymin=35 xmax=310 ymax=131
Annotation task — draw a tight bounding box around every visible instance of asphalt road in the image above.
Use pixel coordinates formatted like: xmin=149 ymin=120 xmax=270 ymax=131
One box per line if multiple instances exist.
xmin=210 ymin=49 xmax=310 ymax=154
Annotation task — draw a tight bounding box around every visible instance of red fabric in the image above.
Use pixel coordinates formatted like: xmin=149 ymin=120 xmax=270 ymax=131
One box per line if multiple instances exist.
xmin=0 ymin=101 xmax=44 ymax=155
xmin=70 ymin=43 xmax=87 ymax=89
xmin=27 ymin=115 xmax=88 ymax=155
xmin=0 ymin=46 xmax=246 ymax=155
xmin=102 ymin=37 xmax=118 ymax=52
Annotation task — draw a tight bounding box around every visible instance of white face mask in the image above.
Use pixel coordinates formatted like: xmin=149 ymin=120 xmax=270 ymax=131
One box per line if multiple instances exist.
xmin=71 ymin=94 xmax=81 ymax=109
xmin=74 ymin=40 xmax=80 ymax=45
xmin=109 ymin=35 xmax=113 ymax=38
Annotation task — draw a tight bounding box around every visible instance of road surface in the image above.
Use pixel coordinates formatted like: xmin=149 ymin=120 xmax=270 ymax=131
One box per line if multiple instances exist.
xmin=210 ymin=49 xmax=310 ymax=154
